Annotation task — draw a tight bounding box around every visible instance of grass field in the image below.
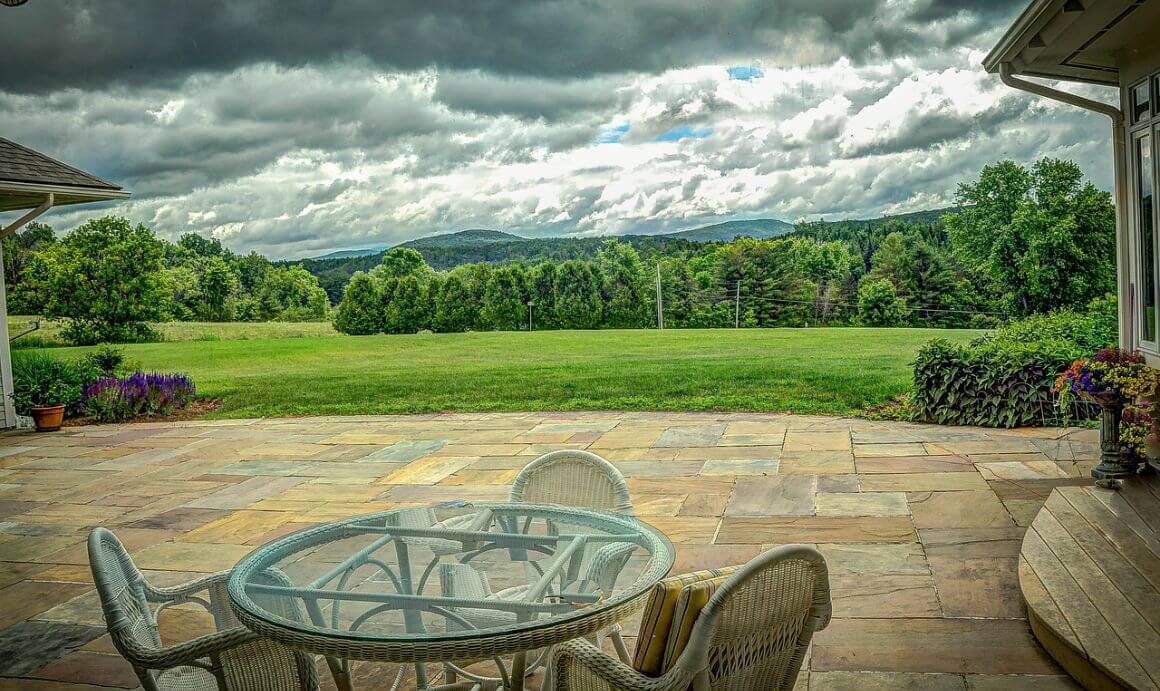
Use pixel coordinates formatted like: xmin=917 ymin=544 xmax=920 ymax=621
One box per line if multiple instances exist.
xmin=8 ymin=316 xmax=338 ymax=346
xmin=26 ymin=325 xmax=984 ymax=418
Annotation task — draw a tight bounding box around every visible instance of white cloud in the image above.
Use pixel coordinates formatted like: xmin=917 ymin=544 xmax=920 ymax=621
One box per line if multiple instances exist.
xmin=0 ymin=26 xmax=1116 ymax=259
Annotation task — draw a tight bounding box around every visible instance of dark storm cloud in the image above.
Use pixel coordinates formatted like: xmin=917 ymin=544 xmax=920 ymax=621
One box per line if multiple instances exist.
xmin=433 ymin=72 xmax=620 ymax=119
xmin=1 ymin=0 xmax=1016 ymax=93
xmin=0 ymin=0 xmax=1112 ymax=258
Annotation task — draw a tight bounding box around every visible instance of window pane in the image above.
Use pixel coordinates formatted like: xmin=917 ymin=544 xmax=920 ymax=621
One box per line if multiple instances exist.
xmin=1133 ymin=81 xmax=1151 ymax=123
xmin=1139 ymin=133 xmax=1156 ymax=342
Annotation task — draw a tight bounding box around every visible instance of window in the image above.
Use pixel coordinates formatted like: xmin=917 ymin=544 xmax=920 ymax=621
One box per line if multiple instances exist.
xmin=1129 ymin=71 xmax=1160 ymax=354
xmin=1133 ymin=80 xmax=1151 ymax=124
xmin=1138 ymin=132 xmax=1157 ymax=344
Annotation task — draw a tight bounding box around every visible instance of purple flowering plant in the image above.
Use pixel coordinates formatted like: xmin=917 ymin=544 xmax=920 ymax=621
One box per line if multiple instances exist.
xmin=82 ymin=372 xmax=196 ymax=423
xmin=1053 ymin=347 xmax=1144 ymax=399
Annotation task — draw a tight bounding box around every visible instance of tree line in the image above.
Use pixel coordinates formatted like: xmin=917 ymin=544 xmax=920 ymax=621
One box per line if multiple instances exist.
xmin=4 ymin=216 xmax=328 ymax=344
xmin=3 ymin=157 xmax=1115 ymax=342
xmin=331 ymin=158 xmax=1115 ymax=335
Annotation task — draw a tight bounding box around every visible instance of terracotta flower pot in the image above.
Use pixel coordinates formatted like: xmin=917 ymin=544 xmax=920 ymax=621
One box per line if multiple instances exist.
xmin=30 ymin=404 xmax=66 ymax=432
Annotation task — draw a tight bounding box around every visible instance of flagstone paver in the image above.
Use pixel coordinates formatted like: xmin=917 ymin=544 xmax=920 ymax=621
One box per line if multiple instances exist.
xmin=0 ymin=412 xmax=1094 ymax=689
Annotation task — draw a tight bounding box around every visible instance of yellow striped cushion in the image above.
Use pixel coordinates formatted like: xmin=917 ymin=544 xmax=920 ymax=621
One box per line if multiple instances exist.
xmin=661 ymin=571 xmax=735 ymax=671
xmin=632 ymin=566 xmax=739 ymax=676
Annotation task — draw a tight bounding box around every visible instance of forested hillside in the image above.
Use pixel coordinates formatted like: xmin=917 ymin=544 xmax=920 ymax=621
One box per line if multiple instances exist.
xmin=298 ymin=212 xmax=929 ymax=301
xmin=299 ymin=232 xmax=703 ymax=302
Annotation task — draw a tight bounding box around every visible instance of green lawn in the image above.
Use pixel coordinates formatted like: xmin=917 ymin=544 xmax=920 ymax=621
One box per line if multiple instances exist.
xmin=37 ymin=327 xmax=983 ymax=418
xmin=7 ymin=316 xmax=338 ymax=346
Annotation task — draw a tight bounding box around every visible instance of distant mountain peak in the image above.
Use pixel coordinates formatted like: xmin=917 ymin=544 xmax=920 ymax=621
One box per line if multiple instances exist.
xmin=309 ymin=246 xmax=387 ymax=260
xmin=663 ymin=218 xmax=794 ymax=242
xmin=400 ymin=229 xmax=526 ymax=249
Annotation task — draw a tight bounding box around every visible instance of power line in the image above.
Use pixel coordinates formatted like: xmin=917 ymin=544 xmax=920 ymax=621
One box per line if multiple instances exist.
xmin=690 ymin=281 xmax=1010 ymax=317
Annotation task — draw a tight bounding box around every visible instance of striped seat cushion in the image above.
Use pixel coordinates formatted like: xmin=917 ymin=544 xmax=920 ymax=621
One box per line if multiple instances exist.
xmin=632 ymin=565 xmax=739 ymax=676
xmin=661 ymin=571 xmax=735 ymax=671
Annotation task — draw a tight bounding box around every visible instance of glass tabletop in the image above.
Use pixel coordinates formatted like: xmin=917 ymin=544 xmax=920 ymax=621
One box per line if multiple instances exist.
xmin=227 ymin=502 xmax=674 ymax=646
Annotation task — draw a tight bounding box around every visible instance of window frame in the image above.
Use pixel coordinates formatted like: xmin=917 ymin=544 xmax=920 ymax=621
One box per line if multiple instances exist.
xmin=1130 ymin=125 xmax=1158 ymax=354
xmin=1131 ymin=77 xmax=1153 ymax=124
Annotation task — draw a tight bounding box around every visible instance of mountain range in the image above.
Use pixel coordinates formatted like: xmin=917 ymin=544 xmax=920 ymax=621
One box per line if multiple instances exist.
xmin=296 ymin=207 xmax=957 ymax=301
xmin=308 ymin=218 xmax=797 ymax=261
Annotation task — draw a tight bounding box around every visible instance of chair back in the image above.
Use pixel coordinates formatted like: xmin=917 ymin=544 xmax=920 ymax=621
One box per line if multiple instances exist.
xmin=88 ymin=527 xmax=163 ymax=662
xmin=510 ymin=449 xmax=633 ymax=515
xmin=674 ymin=545 xmax=831 ymax=691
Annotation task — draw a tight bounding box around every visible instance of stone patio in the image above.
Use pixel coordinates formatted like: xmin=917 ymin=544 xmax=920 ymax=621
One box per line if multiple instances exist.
xmin=0 ymin=412 xmax=1097 ymax=690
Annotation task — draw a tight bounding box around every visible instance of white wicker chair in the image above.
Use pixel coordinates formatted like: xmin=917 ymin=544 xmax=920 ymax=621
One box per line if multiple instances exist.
xmin=509 ymin=449 xmax=634 ymax=514
xmin=509 ymin=450 xmax=638 ymax=660
xmin=437 ymin=450 xmax=639 ymax=686
xmin=550 ymin=545 xmax=832 ymax=691
xmin=88 ymin=527 xmax=319 ymax=691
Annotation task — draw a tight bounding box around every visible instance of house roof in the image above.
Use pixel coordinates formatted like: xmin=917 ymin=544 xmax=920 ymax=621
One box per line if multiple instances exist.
xmin=983 ymin=0 xmax=1159 ymax=85
xmin=0 ymin=137 xmax=129 ymax=212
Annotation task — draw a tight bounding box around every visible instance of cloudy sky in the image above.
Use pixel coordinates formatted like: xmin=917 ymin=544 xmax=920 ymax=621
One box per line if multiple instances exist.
xmin=0 ymin=0 xmax=1117 ymax=259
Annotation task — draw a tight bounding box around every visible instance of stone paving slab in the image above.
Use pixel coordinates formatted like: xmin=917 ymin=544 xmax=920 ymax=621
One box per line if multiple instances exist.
xmin=0 ymin=412 xmax=1095 ymax=689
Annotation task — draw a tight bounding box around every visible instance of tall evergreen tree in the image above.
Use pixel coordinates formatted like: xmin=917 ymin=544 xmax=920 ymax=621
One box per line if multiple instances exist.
xmin=554 ymin=260 xmax=602 ymax=329
xmin=333 ymin=272 xmax=383 ymax=334
xmin=598 ymin=240 xmax=650 ymax=328
xmin=481 ymin=265 xmax=530 ymax=330
xmin=528 ymin=262 xmax=559 ymax=329
xmin=383 ymin=275 xmax=430 ymax=333
xmin=435 ymin=271 xmax=475 ymax=332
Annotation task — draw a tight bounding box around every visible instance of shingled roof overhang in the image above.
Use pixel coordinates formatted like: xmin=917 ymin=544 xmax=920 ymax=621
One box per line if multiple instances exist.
xmin=983 ymin=0 xmax=1159 ymax=85
xmin=0 ymin=137 xmax=130 ymax=213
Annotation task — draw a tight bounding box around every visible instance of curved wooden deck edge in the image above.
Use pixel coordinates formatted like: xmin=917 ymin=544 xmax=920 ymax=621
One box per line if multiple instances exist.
xmin=1018 ymin=477 xmax=1160 ymax=691
xmin=1025 ymin=606 xmax=1127 ymax=691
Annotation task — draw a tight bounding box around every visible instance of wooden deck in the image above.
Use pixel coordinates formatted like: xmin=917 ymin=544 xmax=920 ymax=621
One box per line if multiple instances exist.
xmin=1019 ymin=473 xmax=1160 ymax=690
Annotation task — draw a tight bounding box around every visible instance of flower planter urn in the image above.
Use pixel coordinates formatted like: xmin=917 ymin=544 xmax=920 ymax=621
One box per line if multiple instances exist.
xmin=29 ymin=404 xmax=65 ymax=432
xmin=1084 ymin=390 xmax=1138 ymax=488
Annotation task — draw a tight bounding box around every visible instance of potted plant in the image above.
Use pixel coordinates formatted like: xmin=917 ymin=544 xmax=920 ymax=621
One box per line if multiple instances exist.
xmin=1055 ymin=347 xmax=1146 ymax=486
xmin=10 ymin=351 xmax=83 ymax=432
xmin=1106 ymin=357 xmax=1160 ymax=473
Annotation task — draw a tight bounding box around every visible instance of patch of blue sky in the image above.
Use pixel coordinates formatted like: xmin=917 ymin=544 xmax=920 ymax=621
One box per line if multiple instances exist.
xmin=726 ymin=65 xmax=764 ymax=81
xmin=653 ymin=126 xmax=713 ymax=142
xmin=595 ymin=122 xmax=630 ymax=144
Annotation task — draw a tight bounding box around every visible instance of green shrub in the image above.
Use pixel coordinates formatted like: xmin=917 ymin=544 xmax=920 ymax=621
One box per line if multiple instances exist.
xmin=84 ymin=344 xmax=125 ymax=377
xmin=10 ymin=351 xmax=86 ymax=414
xmin=911 ymin=296 xmax=1115 ymax=428
xmin=975 ymin=295 xmax=1117 ymax=358
xmin=912 ymin=337 xmax=1099 ymax=428
xmin=61 ymin=320 xmax=160 ymax=346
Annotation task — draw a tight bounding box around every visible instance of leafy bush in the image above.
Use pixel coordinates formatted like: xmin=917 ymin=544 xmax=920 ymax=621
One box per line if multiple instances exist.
xmin=84 ymin=344 xmax=126 ymax=377
xmin=858 ymin=279 xmax=905 ymax=326
xmin=10 ymin=351 xmax=86 ymax=413
xmin=82 ymin=372 xmax=196 ymax=423
xmin=911 ymin=296 xmax=1116 ymax=428
xmin=912 ymin=339 xmax=1079 ymax=427
xmin=61 ymin=321 xmax=160 ymax=346
xmin=974 ymin=295 xmax=1117 ymax=359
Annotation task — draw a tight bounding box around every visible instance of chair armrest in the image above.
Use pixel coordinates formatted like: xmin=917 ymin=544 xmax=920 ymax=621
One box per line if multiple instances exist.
xmin=551 ymin=639 xmax=690 ymax=691
xmin=583 ymin=542 xmax=638 ymax=594
xmin=115 ymin=625 xmax=259 ymax=669
xmin=144 ymin=570 xmax=231 ymax=601
xmin=436 ymin=513 xmax=478 ymax=530
xmin=144 ymin=570 xmax=241 ymax=631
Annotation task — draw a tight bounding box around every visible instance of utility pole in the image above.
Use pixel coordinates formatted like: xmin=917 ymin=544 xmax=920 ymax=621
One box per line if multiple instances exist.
xmin=655 ymin=263 xmax=664 ymax=330
xmin=734 ymin=280 xmax=741 ymax=329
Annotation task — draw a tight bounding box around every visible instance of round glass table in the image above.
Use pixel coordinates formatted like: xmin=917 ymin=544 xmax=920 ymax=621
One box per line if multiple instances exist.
xmin=228 ymin=502 xmax=674 ymax=691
